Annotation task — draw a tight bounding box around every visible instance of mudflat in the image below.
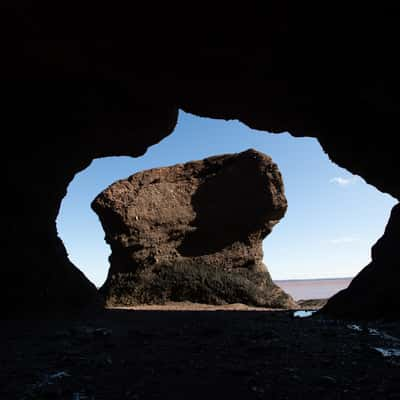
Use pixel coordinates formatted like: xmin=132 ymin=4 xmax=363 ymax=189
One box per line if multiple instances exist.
xmin=275 ymin=278 xmax=353 ymax=301
xmin=1 ymin=306 xmax=399 ymax=399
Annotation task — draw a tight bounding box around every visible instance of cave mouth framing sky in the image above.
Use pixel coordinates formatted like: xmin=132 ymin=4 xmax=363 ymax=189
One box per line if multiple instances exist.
xmin=57 ymin=111 xmax=396 ymax=287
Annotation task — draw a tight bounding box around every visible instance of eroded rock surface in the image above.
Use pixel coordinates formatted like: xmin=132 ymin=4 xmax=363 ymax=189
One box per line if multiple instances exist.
xmin=3 ymin=5 xmax=400 ymax=318
xmin=92 ymin=149 xmax=296 ymax=308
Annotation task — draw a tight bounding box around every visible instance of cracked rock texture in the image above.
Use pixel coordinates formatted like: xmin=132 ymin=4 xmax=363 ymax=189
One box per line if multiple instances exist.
xmin=92 ymin=149 xmax=296 ymax=308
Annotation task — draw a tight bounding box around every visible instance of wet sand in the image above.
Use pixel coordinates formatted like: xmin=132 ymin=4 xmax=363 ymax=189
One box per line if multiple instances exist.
xmin=275 ymin=277 xmax=353 ymax=301
xmin=3 ymin=279 xmax=399 ymax=399
xmin=109 ymin=301 xmax=291 ymax=312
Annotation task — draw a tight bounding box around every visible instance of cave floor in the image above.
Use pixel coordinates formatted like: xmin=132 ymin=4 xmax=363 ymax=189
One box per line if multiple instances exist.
xmin=1 ymin=307 xmax=399 ymax=400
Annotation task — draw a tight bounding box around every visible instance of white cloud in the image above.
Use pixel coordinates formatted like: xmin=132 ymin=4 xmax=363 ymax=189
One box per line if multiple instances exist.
xmin=328 ymin=236 xmax=360 ymax=244
xmin=330 ymin=176 xmax=358 ymax=186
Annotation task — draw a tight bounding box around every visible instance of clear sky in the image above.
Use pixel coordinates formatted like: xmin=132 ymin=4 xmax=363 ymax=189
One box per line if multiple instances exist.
xmin=57 ymin=111 xmax=396 ymax=287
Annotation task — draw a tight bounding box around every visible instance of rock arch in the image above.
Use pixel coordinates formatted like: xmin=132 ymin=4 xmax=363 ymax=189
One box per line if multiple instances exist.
xmin=2 ymin=4 xmax=399 ymax=318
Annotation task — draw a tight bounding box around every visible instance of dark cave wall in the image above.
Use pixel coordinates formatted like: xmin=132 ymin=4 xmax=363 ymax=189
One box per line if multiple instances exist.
xmin=323 ymin=204 xmax=400 ymax=320
xmin=2 ymin=78 xmax=178 ymax=314
xmin=1 ymin=3 xmax=400 ymax=318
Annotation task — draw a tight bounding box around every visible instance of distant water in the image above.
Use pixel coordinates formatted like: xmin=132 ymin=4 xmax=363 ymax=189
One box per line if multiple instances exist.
xmin=274 ymin=278 xmax=353 ymax=301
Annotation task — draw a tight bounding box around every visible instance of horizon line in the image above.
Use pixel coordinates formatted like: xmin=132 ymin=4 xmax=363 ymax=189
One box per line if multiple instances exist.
xmin=273 ymin=276 xmax=354 ymax=282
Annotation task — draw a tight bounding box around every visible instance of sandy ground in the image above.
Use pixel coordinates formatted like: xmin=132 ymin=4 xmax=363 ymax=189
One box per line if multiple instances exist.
xmin=1 ymin=304 xmax=399 ymax=399
xmin=107 ymin=301 xmax=292 ymax=312
xmin=109 ymin=300 xmax=327 ymax=311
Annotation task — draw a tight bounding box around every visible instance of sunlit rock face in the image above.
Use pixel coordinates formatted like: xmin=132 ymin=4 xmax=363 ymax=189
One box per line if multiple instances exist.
xmin=2 ymin=4 xmax=400 ymax=317
xmin=92 ymin=149 xmax=296 ymax=308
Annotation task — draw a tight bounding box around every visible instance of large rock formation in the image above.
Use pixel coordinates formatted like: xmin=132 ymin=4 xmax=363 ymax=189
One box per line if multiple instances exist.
xmin=2 ymin=4 xmax=400 ymax=318
xmin=92 ymin=149 xmax=296 ymax=308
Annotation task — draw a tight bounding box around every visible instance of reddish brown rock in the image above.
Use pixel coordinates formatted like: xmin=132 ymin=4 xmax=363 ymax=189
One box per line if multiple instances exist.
xmin=92 ymin=149 xmax=296 ymax=308
xmin=2 ymin=5 xmax=400 ymax=319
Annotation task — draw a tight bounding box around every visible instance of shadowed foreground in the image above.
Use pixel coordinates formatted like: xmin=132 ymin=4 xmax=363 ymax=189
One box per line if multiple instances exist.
xmin=1 ymin=308 xmax=399 ymax=399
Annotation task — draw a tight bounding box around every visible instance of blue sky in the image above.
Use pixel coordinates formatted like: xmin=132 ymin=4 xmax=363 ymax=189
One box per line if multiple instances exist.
xmin=57 ymin=111 xmax=396 ymax=287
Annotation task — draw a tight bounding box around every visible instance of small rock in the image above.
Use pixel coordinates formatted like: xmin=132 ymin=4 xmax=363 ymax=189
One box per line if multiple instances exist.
xmin=319 ymin=375 xmax=337 ymax=385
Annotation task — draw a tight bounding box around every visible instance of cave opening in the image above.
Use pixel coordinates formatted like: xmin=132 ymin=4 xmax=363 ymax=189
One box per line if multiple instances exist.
xmin=56 ymin=111 xmax=396 ymax=304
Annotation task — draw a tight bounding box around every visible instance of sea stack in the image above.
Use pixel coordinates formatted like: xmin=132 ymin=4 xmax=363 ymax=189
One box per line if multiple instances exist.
xmin=92 ymin=149 xmax=296 ymax=308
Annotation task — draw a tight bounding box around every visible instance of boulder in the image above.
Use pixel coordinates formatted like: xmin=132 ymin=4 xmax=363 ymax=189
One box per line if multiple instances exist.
xmin=92 ymin=149 xmax=296 ymax=308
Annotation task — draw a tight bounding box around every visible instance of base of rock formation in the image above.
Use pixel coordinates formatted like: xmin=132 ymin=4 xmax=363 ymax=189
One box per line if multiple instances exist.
xmin=101 ymin=261 xmax=296 ymax=309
